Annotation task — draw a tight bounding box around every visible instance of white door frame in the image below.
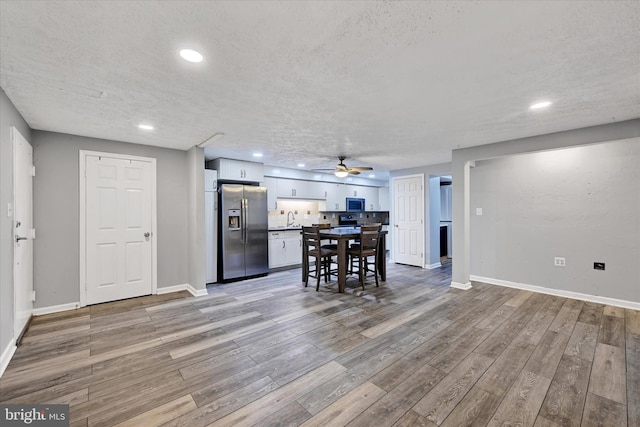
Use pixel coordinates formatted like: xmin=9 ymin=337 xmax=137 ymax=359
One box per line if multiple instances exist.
xmin=391 ymin=173 xmax=425 ymax=268
xmin=79 ymin=150 xmax=157 ymax=307
xmin=12 ymin=126 xmax=33 ymax=340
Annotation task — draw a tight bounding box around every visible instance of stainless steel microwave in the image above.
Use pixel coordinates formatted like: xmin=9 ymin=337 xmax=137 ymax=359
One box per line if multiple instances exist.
xmin=346 ymin=197 xmax=365 ymax=212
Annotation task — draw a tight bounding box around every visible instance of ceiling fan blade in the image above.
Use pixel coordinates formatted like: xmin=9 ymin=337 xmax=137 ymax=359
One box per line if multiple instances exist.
xmin=348 ymin=170 xmax=361 ymax=175
xmin=348 ymin=167 xmax=373 ymax=171
xmin=311 ymin=168 xmax=336 ymax=171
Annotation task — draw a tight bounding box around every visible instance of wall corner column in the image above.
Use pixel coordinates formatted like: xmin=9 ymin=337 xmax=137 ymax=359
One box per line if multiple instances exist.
xmin=450 ymin=155 xmax=472 ymax=290
xmin=187 ymin=146 xmax=206 ymax=293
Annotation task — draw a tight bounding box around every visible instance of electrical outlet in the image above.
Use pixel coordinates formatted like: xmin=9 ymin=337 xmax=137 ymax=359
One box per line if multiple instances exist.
xmin=554 ymin=257 xmax=566 ymax=267
xmin=594 ymin=262 xmax=605 ymax=270
xmin=476 ymin=208 xmax=483 ymax=216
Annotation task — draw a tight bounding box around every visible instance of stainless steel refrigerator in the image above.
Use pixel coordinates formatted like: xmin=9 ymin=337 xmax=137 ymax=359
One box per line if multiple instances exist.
xmin=218 ymin=183 xmax=269 ymax=282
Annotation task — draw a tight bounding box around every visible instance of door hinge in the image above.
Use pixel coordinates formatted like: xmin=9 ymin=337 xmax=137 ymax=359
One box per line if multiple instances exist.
xmin=31 ymin=166 xmax=36 ymax=176
xmin=31 ymin=228 xmax=36 ymax=239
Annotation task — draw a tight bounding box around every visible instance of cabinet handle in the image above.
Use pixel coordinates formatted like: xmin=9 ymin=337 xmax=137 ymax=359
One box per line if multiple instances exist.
xmin=282 ymin=241 xmax=286 ymax=248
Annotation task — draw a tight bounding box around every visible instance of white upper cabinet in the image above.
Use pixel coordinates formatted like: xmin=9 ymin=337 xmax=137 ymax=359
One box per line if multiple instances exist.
xmin=212 ymin=158 xmax=264 ymax=182
xmin=307 ymin=181 xmax=326 ymax=200
xmin=276 ymin=179 xmax=326 ymax=200
xmin=345 ymin=185 xmax=361 ymax=198
xmin=264 ymin=177 xmax=278 ymax=211
xmin=362 ymin=186 xmax=379 ymax=211
xmin=277 ymin=178 xmax=310 ymax=198
xmin=260 ymin=174 xmax=388 ymax=212
xmin=378 ymin=187 xmax=390 ymax=211
xmin=323 ymin=183 xmax=345 ymax=211
xmin=204 ymin=169 xmax=217 ymax=191
xmin=344 ymin=185 xmax=378 ymax=210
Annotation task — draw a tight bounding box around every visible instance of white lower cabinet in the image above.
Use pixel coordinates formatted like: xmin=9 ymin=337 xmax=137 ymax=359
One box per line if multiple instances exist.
xmin=268 ymin=230 xmax=302 ymax=268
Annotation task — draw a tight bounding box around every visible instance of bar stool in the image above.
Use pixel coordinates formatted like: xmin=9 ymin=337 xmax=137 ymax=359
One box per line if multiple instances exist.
xmin=347 ymin=224 xmax=381 ymax=290
xmin=302 ymin=226 xmax=338 ymax=291
xmin=313 ymin=223 xmax=338 ymax=250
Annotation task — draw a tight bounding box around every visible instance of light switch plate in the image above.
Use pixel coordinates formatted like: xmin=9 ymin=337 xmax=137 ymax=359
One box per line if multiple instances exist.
xmin=7 ymin=202 xmax=12 ymax=217
xmin=476 ymin=208 xmax=483 ymax=216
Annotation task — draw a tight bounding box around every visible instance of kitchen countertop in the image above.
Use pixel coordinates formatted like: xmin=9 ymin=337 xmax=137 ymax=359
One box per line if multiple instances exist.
xmin=268 ymin=226 xmax=302 ymax=231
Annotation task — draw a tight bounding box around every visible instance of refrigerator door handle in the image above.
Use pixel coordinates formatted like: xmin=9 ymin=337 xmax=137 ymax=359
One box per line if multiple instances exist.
xmin=242 ymin=198 xmax=248 ymax=243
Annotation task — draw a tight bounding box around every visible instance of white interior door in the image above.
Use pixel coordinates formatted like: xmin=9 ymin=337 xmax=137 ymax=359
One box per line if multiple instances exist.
xmin=83 ymin=154 xmax=155 ymax=305
xmin=393 ymin=175 xmax=424 ymax=267
xmin=13 ymin=127 xmax=33 ymax=339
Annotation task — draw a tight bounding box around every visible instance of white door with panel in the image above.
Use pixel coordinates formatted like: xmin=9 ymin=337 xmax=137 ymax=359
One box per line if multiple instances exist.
xmin=83 ymin=154 xmax=155 ymax=305
xmin=12 ymin=127 xmax=33 ymax=339
xmin=393 ymin=175 xmax=424 ymax=267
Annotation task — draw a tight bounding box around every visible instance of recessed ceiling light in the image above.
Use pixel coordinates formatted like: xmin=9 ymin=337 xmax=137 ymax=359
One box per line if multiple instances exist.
xmin=179 ymin=49 xmax=203 ymax=63
xmin=529 ymin=101 xmax=552 ymax=110
xmin=253 ymin=152 xmax=263 ymax=158
xmin=297 ymin=163 xmax=305 ymax=168
xmin=368 ymin=174 xmax=375 ymax=178
xmin=138 ymin=124 xmax=154 ymax=131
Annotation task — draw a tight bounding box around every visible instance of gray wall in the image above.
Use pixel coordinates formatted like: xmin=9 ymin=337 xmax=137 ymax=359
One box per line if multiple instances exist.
xmin=0 ymin=88 xmax=32 ymax=356
xmin=32 ymin=131 xmax=190 ymax=308
xmin=470 ymin=138 xmax=640 ymax=302
xmin=389 ymin=163 xmax=451 ymax=266
xmin=451 ymin=119 xmax=640 ymax=300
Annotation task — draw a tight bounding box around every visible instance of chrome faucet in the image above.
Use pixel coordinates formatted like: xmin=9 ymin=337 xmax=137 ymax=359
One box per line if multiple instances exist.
xmin=286 ymin=211 xmax=295 ymax=227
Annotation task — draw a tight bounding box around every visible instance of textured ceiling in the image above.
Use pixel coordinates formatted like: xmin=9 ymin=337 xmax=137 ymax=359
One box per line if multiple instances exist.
xmin=1 ymin=1 xmax=639 ymax=179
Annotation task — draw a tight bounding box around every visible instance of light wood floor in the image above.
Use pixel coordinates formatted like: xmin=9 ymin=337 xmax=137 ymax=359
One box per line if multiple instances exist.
xmin=1 ymin=263 xmax=638 ymax=427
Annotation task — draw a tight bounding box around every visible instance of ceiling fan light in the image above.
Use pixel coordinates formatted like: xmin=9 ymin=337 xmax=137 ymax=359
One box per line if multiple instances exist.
xmin=335 ymin=170 xmax=349 ymax=178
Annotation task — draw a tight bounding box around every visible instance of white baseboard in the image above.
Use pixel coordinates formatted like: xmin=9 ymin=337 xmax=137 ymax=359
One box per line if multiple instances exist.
xmin=157 ymin=283 xmax=207 ymax=298
xmin=0 ymin=341 xmax=17 ymax=378
xmin=187 ymin=284 xmax=208 ymax=297
xmin=33 ymin=302 xmax=81 ymax=316
xmin=426 ymin=262 xmax=442 ymax=270
xmin=156 ymin=284 xmax=189 ymax=295
xmin=470 ymin=275 xmax=640 ymax=310
xmin=450 ymin=281 xmax=473 ymax=290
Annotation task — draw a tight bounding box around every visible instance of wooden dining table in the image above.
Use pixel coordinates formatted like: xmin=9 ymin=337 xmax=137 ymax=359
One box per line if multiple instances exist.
xmin=302 ymin=226 xmax=388 ymax=293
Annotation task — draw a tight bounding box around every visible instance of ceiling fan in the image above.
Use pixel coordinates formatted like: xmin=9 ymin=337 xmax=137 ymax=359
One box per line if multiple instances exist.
xmin=313 ymin=156 xmax=373 ymax=178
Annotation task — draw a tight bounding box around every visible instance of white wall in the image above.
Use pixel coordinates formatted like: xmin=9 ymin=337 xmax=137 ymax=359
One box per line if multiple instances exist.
xmin=470 ymin=139 xmax=640 ymax=302
xmin=0 ymin=88 xmax=32 ymax=366
xmin=32 ymin=131 xmax=191 ymax=308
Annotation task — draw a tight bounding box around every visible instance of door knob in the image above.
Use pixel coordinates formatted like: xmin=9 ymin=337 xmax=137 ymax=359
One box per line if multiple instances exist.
xmin=16 ymin=235 xmax=27 ymax=243
xmin=144 ymin=232 xmax=150 ymax=238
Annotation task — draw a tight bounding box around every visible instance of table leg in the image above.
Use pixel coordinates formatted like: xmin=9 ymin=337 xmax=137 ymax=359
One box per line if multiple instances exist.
xmin=301 ymin=239 xmax=307 ymax=282
xmin=378 ymin=234 xmax=386 ymax=281
xmin=337 ymin=239 xmax=347 ymax=293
